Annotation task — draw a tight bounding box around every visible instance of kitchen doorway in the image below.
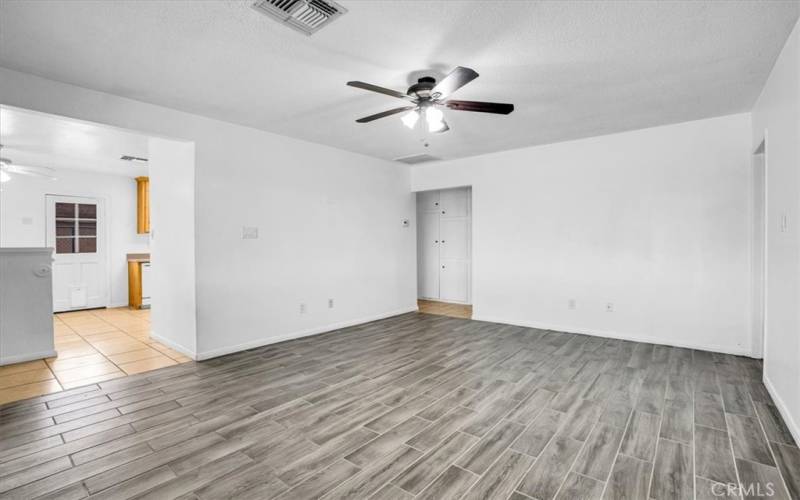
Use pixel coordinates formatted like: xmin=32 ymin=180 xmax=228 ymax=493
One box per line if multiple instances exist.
xmin=416 ymin=186 xmax=473 ymax=319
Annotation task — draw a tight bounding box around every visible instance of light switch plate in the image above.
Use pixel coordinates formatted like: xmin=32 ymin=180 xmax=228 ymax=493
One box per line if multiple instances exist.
xmin=242 ymin=226 xmax=259 ymax=239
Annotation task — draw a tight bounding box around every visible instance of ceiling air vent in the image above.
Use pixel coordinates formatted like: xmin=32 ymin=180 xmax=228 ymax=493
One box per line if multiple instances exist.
xmin=252 ymin=0 xmax=347 ymax=36
xmin=120 ymin=155 xmax=148 ymax=162
xmin=394 ymin=154 xmax=442 ymax=165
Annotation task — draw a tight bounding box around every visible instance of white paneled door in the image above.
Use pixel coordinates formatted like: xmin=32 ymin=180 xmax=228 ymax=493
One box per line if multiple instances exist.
xmin=45 ymin=195 xmax=108 ymax=312
xmin=440 ymin=260 xmax=469 ymax=303
xmin=418 ymin=211 xmax=441 ymax=299
xmin=417 ymin=187 xmax=471 ymax=304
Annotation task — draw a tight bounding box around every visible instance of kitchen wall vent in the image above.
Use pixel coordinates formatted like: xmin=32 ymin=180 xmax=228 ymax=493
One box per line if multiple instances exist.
xmin=252 ymin=0 xmax=347 ymax=36
xmin=394 ymin=154 xmax=442 ymax=165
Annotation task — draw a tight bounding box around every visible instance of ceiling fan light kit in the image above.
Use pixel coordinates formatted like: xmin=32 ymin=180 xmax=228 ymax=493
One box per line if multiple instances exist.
xmin=347 ymin=66 xmax=514 ymax=134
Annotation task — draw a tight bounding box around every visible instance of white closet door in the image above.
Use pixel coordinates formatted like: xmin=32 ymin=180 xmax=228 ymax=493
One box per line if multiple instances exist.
xmin=440 ymin=260 xmax=468 ymax=302
xmin=418 ymin=190 xmax=441 ymax=212
xmin=440 ymin=219 xmax=469 ymax=260
xmin=439 ymin=188 xmax=469 ymax=217
xmin=418 ymin=211 xmax=440 ymax=299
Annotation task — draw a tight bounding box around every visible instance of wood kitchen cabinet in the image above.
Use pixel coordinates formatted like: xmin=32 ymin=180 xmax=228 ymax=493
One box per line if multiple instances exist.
xmin=128 ymin=254 xmax=151 ymax=309
xmin=136 ymin=176 xmax=150 ymax=234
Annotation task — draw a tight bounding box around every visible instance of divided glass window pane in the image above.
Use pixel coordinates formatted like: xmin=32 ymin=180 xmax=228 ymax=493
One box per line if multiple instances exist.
xmin=78 ymin=204 xmax=97 ymax=219
xmin=79 ymin=220 xmax=96 ymax=236
xmin=54 ymin=202 xmax=98 ymax=253
xmin=55 ymin=202 xmax=76 ymax=218
xmin=56 ymin=219 xmax=76 ymax=236
xmin=55 ymin=238 xmax=76 ymax=254
xmin=79 ymin=237 xmax=97 ymax=253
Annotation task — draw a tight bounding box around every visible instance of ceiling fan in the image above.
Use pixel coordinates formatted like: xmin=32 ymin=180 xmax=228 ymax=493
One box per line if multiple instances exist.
xmin=0 ymin=145 xmax=56 ymax=183
xmin=347 ymin=66 xmax=514 ymax=133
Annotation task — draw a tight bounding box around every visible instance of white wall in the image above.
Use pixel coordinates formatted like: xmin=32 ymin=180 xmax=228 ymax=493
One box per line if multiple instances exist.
xmin=751 ymin=19 xmax=800 ymax=444
xmin=148 ymin=138 xmax=196 ymax=356
xmin=412 ymin=113 xmax=753 ymax=356
xmin=0 ymin=67 xmax=417 ymax=360
xmin=0 ymin=168 xmax=149 ymax=307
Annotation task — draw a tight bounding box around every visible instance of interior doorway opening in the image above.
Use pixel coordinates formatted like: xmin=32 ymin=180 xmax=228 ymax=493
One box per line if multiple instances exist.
xmin=415 ymin=186 xmax=473 ymax=319
xmin=752 ymin=138 xmax=767 ymax=359
xmin=0 ymin=105 xmax=195 ymax=400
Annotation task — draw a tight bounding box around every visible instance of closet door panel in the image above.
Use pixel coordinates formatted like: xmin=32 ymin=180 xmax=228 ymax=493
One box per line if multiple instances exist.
xmin=418 ymin=211 xmax=440 ymax=299
xmin=440 ymin=219 xmax=469 ymax=260
xmin=418 ymin=190 xmax=441 ymax=212
xmin=440 ymin=260 xmax=468 ymax=303
xmin=439 ymin=188 xmax=469 ymax=217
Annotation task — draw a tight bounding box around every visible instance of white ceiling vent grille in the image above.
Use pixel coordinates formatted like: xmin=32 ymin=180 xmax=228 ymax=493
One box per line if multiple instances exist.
xmin=252 ymin=0 xmax=347 ymax=36
xmin=394 ymin=154 xmax=442 ymax=165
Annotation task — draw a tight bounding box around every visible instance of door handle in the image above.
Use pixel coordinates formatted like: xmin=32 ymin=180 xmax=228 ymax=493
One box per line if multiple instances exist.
xmin=435 ymin=240 xmax=439 ymax=243
xmin=442 ymin=265 xmax=445 ymax=269
xmin=441 ymin=240 xmax=445 ymax=243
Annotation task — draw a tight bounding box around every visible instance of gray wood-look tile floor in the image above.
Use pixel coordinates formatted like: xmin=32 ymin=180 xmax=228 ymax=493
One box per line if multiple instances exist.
xmin=1 ymin=312 xmax=798 ymax=499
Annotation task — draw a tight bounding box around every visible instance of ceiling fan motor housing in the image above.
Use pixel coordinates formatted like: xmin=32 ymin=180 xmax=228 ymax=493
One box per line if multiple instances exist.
xmin=408 ymin=76 xmax=437 ymax=99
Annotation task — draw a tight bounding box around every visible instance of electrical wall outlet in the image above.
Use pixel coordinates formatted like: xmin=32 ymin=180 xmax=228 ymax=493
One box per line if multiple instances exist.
xmin=328 ymin=298 xmax=334 ymax=309
xmin=606 ymin=302 xmax=614 ymax=313
xmin=568 ymin=299 xmax=576 ymax=310
xmin=299 ymin=303 xmax=306 ymax=314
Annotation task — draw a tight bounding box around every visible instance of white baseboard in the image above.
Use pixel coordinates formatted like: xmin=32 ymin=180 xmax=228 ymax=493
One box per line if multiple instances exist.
xmin=149 ymin=331 xmax=197 ymax=360
xmin=763 ymin=373 xmax=800 ymax=447
xmin=0 ymin=349 xmax=57 ymax=366
xmin=472 ymin=315 xmax=755 ymax=357
xmin=196 ymin=306 xmax=419 ymax=361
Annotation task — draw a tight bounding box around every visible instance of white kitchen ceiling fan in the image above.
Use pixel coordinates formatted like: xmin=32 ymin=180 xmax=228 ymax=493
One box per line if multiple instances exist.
xmin=0 ymin=145 xmax=57 ymax=182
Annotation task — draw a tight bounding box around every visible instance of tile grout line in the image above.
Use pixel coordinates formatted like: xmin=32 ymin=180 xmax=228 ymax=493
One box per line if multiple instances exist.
xmin=747 ymin=383 xmax=793 ymax=499
xmin=718 ymin=366 xmax=745 ymax=500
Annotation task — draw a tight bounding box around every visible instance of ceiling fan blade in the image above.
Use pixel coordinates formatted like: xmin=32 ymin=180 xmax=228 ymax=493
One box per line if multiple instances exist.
xmin=431 ymin=67 xmax=479 ymax=100
xmin=2 ymin=164 xmax=57 ymax=179
xmin=347 ymin=81 xmax=416 ymax=101
xmin=445 ymin=100 xmax=514 ymax=115
xmin=355 ymin=106 xmax=416 ymax=123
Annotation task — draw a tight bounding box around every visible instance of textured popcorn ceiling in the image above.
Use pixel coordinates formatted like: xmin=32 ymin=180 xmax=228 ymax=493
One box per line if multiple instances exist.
xmin=0 ymin=0 xmax=797 ymax=162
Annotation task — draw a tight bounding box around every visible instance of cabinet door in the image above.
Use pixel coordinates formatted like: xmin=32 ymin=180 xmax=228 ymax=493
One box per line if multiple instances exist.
xmin=440 ymin=219 xmax=469 ymax=260
xmin=440 ymin=260 xmax=468 ymax=303
xmin=417 ymin=190 xmax=440 ymax=212
xmin=141 ymin=263 xmax=151 ymax=302
xmin=439 ymin=188 xmax=469 ymax=217
xmin=418 ymin=211 xmax=440 ymax=299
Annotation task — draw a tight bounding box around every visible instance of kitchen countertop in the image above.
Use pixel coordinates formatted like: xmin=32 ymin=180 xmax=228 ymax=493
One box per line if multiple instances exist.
xmin=127 ymin=253 xmax=150 ymax=263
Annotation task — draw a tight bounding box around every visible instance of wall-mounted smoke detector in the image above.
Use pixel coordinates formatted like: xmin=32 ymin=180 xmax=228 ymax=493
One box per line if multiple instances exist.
xmin=252 ymin=0 xmax=347 ymax=36
xmin=120 ymin=155 xmax=148 ymax=163
xmin=394 ymin=154 xmax=442 ymax=165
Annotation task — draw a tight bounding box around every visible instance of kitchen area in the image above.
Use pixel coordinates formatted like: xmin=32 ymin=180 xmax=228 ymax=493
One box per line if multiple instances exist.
xmin=0 ymin=106 xmax=190 ymax=404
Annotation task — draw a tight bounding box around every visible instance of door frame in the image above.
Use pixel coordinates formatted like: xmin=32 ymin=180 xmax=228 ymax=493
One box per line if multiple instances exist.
xmin=752 ymin=134 xmax=768 ymax=360
xmin=414 ymin=185 xmax=473 ymax=305
xmin=45 ymin=194 xmax=111 ymax=311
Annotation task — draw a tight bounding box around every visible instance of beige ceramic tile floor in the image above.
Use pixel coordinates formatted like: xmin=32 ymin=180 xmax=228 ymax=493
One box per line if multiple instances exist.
xmin=417 ymin=298 xmax=473 ymax=319
xmin=0 ymin=308 xmax=192 ymax=404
